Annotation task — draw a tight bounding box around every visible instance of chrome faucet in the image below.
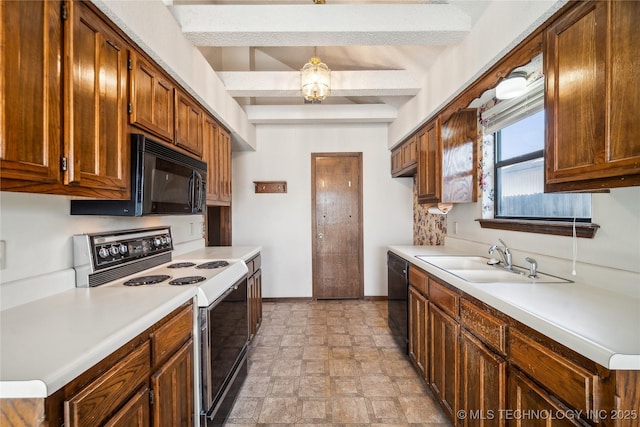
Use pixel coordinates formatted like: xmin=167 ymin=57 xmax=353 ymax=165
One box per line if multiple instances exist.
xmin=489 ymin=239 xmax=513 ymax=270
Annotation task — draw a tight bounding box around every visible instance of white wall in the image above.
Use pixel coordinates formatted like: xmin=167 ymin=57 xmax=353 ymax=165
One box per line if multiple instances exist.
xmin=231 ymin=124 xmax=414 ymax=298
xmin=0 ymin=192 xmax=205 ymax=308
xmin=444 ymin=186 xmax=640 ymax=294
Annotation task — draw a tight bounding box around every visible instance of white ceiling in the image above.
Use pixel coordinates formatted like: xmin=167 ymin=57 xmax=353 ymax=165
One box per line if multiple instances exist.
xmin=166 ymin=0 xmax=491 ymax=123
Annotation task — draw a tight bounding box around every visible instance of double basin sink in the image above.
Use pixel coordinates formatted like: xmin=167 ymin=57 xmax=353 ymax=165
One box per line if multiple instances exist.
xmin=415 ymin=255 xmax=572 ymax=284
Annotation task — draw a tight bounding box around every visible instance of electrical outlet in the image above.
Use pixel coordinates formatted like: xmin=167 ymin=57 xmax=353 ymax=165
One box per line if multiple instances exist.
xmin=0 ymin=240 xmax=6 ymax=269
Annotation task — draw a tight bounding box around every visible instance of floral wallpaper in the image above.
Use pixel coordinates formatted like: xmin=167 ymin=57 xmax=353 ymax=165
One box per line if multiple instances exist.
xmin=413 ymin=176 xmax=447 ymax=245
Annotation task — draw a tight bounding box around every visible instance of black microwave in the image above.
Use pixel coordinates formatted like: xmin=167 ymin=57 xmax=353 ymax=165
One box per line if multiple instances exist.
xmin=71 ymin=134 xmax=207 ymax=216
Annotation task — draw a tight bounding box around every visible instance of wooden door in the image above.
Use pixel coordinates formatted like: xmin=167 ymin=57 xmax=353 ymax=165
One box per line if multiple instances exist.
xmin=417 ymin=118 xmax=441 ymax=204
xmin=408 ymin=285 xmax=428 ymax=378
xmin=429 ymin=303 xmax=459 ymax=420
xmin=0 ymin=0 xmax=62 ymax=186
xmin=544 ymin=0 xmax=640 ymax=191
xmin=312 ymin=153 xmax=363 ymax=299
xmin=174 ymin=90 xmax=203 ymax=157
xmin=129 ymin=51 xmax=175 ymax=142
xmin=507 ymin=368 xmax=585 ymax=427
xmin=103 ymin=386 xmax=150 ymax=427
xmin=441 ymin=109 xmax=478 ymax=203
xmin=64 ymin=1 xmax=128 ymax=193
xmin=459 ymin=329 xmax=507 ymax=427
xmin=151 ymin=340 xmax=193 ymax=427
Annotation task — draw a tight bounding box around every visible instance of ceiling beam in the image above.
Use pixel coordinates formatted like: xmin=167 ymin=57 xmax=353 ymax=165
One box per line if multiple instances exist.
xmin=217 ymin=70 xmax=421 ymax=97
xmin=244 ymin=104 xmax=397 ymax=124
xmin=171 ymin=4 xmax=471 ymax=47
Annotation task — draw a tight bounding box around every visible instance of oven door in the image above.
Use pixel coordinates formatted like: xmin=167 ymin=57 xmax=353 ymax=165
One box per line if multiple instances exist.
xmin=200 ymin=276 xmax=249 ymax=418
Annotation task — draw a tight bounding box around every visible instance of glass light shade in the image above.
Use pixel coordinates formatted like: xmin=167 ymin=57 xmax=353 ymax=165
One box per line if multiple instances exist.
xmin=495 ymin=72 xmax=527 ymax=100
xmin=301 ymin=57 xmax=331 ymax=102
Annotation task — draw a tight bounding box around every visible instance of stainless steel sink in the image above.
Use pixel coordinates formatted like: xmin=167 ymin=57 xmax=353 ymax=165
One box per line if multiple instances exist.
xmin=415 ymin=255 xmax=572 ymax=284
xmin=415 ymin=255 xmax=495 ymax=270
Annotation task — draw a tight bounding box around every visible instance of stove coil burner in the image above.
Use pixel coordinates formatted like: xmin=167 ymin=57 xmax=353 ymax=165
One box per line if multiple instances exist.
xmin=167 ymin=262 xmax=196 ymax=269
xmin=169 ymin=276 xmax=207 ymax=285
xmin=196 ymin=260 xmax=229 ymax=269
xmin=123 ymin=275 xmax=171 ymax=286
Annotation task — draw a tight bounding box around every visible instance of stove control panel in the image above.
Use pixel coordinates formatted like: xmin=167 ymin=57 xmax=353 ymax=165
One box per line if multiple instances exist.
xmin=74 ymin=227 xmax=173 ymax=272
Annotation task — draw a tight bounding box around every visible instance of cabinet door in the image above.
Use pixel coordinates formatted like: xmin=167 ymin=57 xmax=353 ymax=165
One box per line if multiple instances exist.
xmin=248 ymin=274 xmax=257 ymax=340
xmin=254 ymin=268 xmax=262 ymax=332
xmin=103 ymin=386 xmax=150 ymax=427
xmin=402 ymin=135 xmax=418 ymax=170
xmin=441 ymin=109 xmax=478 ymax=203
xmin=507 ymin=368 xmax=586 ymax=427
xmin=151 ymin=340 xmax=194 ymax=427
xmin=417 ymin=118 xmax=441 ymax=204
xmin=408 ymin=285 xmax=428 ymax=378
xmin=1 ymin=0 xmax=62 ymax=186
xmin=391 ymin=147 xmax=403 ymax=176
xmin=459 ymin=329 xmax=507 ymax=427
xmin=218 ymin=128 xmax=232 ymax=203
xmin=129 ymin=51 xmax=175 ymax=142
xmin=429 ymin=303 xmax=459 ymax=420
xmin=64 ymin=1 xmax=128 ymax=193
xmin=545 ymin=0 xmax=640 ymax=191
xmin=174 ymin=91 xmax=203 ymax=157
xmin=65 ymin=342 xmax=151 ymax=427
xmin=203 ymin=115 xmax=220 ymax=203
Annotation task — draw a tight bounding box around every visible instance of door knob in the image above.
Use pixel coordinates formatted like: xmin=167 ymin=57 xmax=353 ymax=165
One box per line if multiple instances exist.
xmin=318 ymin=232 xmax=324 ymax=239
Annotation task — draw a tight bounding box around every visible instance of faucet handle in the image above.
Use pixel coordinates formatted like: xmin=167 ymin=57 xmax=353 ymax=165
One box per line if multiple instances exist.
xmin=498 ymin=239 xmax=509 ymax=253
xmin=525 ymin=257 xmax=537 ymax=278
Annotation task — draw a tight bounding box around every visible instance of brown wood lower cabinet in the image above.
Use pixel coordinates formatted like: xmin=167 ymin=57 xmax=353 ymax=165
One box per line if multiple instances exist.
xmin=429 ymin=302 xmax=460 ymax=419
xmin=150 ymin=340 xmax=193 ymax=427
xmin=459 ymin=329 xmax=507 ymax=427
xmin=408 ymin=285 xmax=428 ymax=377
xmin=401 ymin=263 xmax=639 ymax=427
xmin=508 ymin=368 xmax=587 ymax=427
xmin=247 ymin=253 xmax=263 ymax=341
xmin=0 ymin=302 xmax=194 ymax=427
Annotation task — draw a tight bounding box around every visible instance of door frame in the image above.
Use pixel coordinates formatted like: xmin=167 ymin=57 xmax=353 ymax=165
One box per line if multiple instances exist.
xmin=311 ymin=152 xmax=364 ymax=299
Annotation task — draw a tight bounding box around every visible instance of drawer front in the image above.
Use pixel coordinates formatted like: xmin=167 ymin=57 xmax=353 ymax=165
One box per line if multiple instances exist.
xmin=150 ymin=305 xmax=193 ymax=368
xmin=428 ymin=278 xmax=459 ymax=319
xmin=460 ymin=299 xmax=506 ymax=355
xmin=65 ymin=342 xmax=151 ymax=427
xmin=245 ymin=259 xmax=254 ymax=276
xmin=508 ymin=328 xmax=599 ymax=415
xmin=409 ymin=266 xmax=428 ymax=296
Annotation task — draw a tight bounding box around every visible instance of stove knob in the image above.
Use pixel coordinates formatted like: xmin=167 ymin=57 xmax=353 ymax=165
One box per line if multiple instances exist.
xmin=165 ymin=236 xmax=172 ymax=245
xmin=98 ymin=247 xmax=110 ymax=259
xmin=153 ymin=237 xmax=162 ymax=247
xmin=109 ymin=246 xmax=120 ymax=256
xmin=161 ymin=236 xmax=168 ymax=245
xmin=119 ymin=244 xmax=128 ymax=254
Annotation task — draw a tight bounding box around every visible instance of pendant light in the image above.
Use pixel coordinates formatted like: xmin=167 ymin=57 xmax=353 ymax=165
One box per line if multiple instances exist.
xmin=300 ymin=47 xmax=331 ymax=103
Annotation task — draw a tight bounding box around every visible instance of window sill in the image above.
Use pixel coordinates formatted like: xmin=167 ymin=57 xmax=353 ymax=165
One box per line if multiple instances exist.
xmin=476 ymin=218 xmax=600 ymax=238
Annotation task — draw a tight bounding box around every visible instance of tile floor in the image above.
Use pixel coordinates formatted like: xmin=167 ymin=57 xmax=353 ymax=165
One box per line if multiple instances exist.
xmin=225 ymin=300 xmax=452 ymax=426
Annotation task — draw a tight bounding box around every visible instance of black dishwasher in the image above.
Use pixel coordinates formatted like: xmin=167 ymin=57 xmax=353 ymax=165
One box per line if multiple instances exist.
xmin=387 ymin=251 xmax=409 ymax=354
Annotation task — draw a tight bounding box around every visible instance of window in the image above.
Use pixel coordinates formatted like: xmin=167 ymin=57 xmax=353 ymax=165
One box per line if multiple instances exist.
xmin=482 ymin=78 xmax=591 ymax=223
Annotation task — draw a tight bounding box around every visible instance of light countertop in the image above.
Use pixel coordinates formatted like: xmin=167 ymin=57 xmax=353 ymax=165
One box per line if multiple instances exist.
xmin=0 ymin=286 xmax=196 ymax=398
xmin=177 ymin=246 xmax=261 ymax=262
xmin=389 ymin=245 xmax=640 ymax=371
xmin=0 ymin=245 xmax=261 ymax=399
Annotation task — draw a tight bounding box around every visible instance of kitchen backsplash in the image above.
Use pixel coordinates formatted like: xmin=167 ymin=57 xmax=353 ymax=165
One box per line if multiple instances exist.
xmin=413 ymin=176 xmax=447 ymax=245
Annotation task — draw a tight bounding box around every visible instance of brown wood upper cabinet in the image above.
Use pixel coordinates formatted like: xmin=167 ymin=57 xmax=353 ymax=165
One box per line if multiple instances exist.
xmin=417 ymin=118 xmax=441 ymax=205
xmin=129 ymin=50 xmax=175 ymax=142
xmin=174 ymin=90 xmax=203 ymax=157
xmin=544 ymin=0 xmax=640 ymax=191
xmin=204 ymin=117 xmax=232 ymax=206
xmin=64 ymin=1 xmax=129 ymax=194
xmin=391 ymin=133 xmax=418 ymax=177
xmin=441 ymin=108 xmax=478 ymax=203
xmin=1 ymin=0 xmax=128 ymax=198
xmin=1 ymin=0 xmax=62 ymax=187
